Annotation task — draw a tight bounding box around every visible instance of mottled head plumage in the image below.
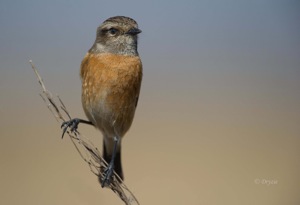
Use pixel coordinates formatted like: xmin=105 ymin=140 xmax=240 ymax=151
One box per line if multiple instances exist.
xmin=103 ymin=16 xmax=138 ymax=27
xmin=89 ymin=16 xmax=141 ymax=56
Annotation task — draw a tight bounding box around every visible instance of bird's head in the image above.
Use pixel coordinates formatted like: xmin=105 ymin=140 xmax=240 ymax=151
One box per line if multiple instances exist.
xmin=90 ymin=16 xmax=142 ymax=56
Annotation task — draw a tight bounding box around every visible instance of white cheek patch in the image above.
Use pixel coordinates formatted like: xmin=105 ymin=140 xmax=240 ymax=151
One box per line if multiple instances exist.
xmin=96 ymin=43 xmax=106 ymax=52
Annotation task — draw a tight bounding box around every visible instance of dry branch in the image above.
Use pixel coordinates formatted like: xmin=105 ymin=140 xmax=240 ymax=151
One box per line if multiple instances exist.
xmin=30 ymin=60 xmax=140 ymax=205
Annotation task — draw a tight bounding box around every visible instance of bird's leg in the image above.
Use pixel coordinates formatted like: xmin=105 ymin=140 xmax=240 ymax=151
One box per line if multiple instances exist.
xmin=61 ymin=118 xmax=93 ymax=138
xmin=101 ymin=136 xmax=120 ymax=187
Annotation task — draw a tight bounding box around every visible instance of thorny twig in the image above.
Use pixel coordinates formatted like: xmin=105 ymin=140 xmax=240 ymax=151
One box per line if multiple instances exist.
xmin=29 ymin=60 xmax=140 ymax=205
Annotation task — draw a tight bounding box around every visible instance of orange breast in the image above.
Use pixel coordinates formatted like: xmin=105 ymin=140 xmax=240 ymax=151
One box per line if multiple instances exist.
xmin=80 ymin=53 xmax=143 ymax=136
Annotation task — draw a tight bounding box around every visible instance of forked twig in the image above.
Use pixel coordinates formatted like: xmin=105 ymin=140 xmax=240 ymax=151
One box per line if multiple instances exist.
xmin=29 ymin=60 xmax=140 ymax=205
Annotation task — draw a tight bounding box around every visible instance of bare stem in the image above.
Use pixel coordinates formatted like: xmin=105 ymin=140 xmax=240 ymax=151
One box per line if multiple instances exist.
xmin=29 ymin=60 xmax=140 ymax=205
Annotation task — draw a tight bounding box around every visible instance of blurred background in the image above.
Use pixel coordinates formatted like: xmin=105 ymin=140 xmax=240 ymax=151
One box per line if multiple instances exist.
xmin=0 ymin=0 xmax=299 ymax=204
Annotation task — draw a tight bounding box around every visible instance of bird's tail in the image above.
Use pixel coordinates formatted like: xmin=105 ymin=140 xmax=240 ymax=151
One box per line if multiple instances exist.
xmin=102 ymin=139 xmax=124 ymax=181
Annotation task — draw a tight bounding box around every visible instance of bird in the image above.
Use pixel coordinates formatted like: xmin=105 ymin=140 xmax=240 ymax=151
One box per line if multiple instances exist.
xmin=61 ymin=16 xmax=143 ymax=187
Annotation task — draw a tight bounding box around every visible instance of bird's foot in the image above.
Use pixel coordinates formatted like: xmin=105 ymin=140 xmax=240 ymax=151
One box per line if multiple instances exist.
xmin=100 ymin=163 xmax=115 ymax=187
xmin=61 ymin=118 xmax=81 ymax=138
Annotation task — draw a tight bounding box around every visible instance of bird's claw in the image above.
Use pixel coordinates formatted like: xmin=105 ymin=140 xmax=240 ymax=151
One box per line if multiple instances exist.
xmin=61 ymin=118 xmax=80 ymax=138
xmin=101 ymin=164 xmax=114 ymax=187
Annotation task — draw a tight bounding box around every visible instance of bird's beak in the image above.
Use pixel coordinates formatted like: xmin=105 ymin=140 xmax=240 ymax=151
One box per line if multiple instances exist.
xmin=126 ymin=28 xmax=142 ymax=35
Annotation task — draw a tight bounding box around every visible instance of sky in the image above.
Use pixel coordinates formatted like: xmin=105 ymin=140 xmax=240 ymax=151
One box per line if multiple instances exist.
xmin=0 ymin=1 xmax=299 ymax=205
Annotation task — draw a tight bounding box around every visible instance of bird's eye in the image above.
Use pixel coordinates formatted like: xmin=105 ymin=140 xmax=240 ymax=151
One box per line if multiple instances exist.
xmin=108 ymin=28 xmax=118 ymax=35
